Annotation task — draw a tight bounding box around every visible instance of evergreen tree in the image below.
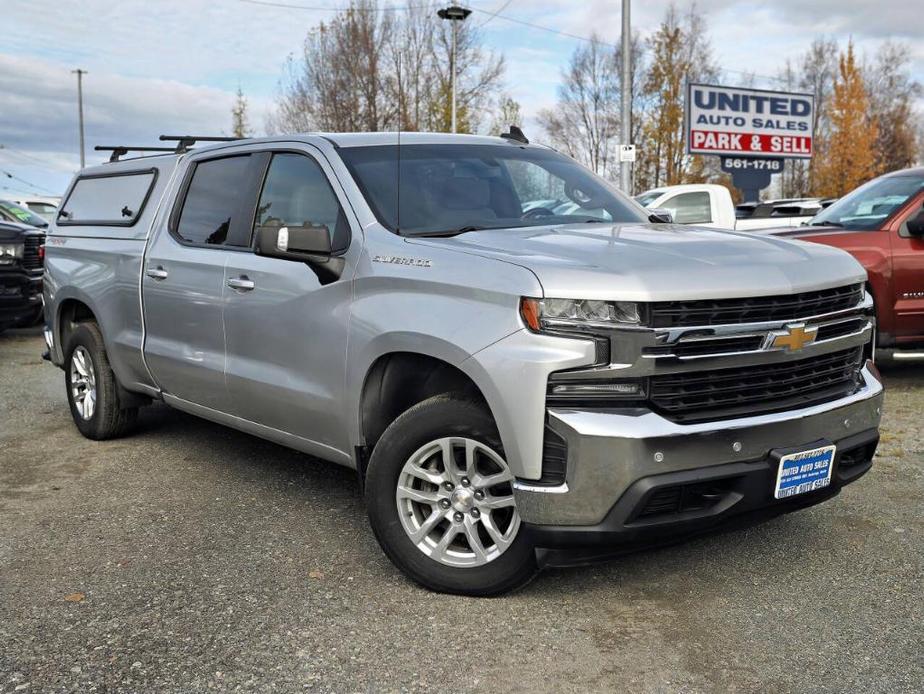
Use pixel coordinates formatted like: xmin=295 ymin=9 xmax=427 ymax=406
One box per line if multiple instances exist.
xmin=231 ymin=86 xmax=253 ymax=138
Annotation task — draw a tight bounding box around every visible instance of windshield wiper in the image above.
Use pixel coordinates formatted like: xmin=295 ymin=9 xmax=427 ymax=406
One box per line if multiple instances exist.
xmin=412 ymin=225 xmax=494 ymax=238
xmin=809 ymin=220 xmax=843 ymax=227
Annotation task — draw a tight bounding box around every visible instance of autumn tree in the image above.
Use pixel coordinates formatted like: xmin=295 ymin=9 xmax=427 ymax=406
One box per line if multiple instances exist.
xmin=634 ymin=3 xmax=718 ymax=191
xmin=268 ymin=2 xmax=397 ymax=133
xmin=812 ymin=42 xmax=878 ymax=197
xmin=427 ymin=12 xmax=505 ymax=133
xmin=865 ymin=41 xmax=921 ymax=174
xmin=537 ymin=38 xmax=620 ymax=177
xmin=269 ymin=1 xmax=504 ymax=134
xmin=537 ymin=35 xmax=644 ymax=187
xmin=231 ymin=86 xmax=253 ymax=138
xmin=490 ymin=94 xmax=523 ymax=135
xmin=777 ymin=38 xmax=838 ymax=197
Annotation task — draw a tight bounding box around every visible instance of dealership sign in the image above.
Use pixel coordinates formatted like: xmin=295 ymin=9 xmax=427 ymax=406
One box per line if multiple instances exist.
xmin=686 ymin=83 xmax=815 ymax=159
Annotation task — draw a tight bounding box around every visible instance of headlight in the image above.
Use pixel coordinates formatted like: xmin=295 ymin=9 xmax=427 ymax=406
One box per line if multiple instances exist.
xmin=0 ymin=243 xmax=23 ymax=264
xmin=520 ymin=297 xmax=640 ymax=332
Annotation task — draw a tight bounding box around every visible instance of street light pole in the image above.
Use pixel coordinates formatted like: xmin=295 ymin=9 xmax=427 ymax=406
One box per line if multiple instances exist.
xmin=620 ymin=1 xmax=632 ymax=193
xmin=437 ymin=6 xmax=472 ymax=134
xmin=72 ymin=68 xmax=88 ymax=169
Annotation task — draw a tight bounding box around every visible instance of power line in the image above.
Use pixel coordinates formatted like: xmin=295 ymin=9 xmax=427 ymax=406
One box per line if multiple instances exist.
xmin=0 ymin=146 xmax=60 ymax=168
xmin=237 ymin=0 xmax=430 ymax=10
xmin=1 ymin=170 xmax=58 ymax=195
xmin=478 ymin=0 xmax=513 ymax=27
xmin=235 ymin=0 xmax=792 ymax=85
xmin=462 ymin=2 xmax=622 ymax=45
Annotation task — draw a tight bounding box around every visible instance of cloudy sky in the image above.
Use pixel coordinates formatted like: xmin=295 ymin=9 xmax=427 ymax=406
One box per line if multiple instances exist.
xmin=1 ymin=0 xmax=922 ymax=196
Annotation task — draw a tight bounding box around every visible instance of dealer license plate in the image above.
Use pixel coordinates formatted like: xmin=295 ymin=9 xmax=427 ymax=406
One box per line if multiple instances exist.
xmin=774 ymin=445 xmax=836 ymax=499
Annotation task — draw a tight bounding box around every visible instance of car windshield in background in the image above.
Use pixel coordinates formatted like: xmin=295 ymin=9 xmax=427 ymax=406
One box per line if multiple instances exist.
xmin=809 ymin=175 xmax=924 ymax=230
xmin=26 ymin=202 xmax=58 ymax=220
xmin=0 ymin=200 xmax=48 ymax=228
xmin=634 ymin=191 xmax=663 ymax=207
xmin=339 ymin=144 xmax=648 ymax=236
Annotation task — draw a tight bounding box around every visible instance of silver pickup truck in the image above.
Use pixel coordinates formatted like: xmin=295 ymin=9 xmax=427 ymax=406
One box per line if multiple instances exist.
xmin=44 ymin=132 xmax=883 ymax=595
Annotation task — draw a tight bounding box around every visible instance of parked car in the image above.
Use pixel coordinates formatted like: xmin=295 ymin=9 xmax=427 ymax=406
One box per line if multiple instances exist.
xmin=0 ymin=220 xmax=44 ymax=333
xmin=9 ymin=196 xmax=59 ymax=222
xmin=761 ymin=167 xmax=924 ymax=355
xmin=44 ymin=133 xmax=882 ymax=595
xmin=635 ymin=184 xmax=819 ymax=230
xmin=0 ymin=199 xmax=50 ymax=229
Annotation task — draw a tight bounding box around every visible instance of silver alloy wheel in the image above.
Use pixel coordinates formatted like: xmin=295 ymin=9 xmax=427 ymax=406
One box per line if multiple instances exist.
xmin=396 ymin=437 xmax=520 ymax=567
xmin=69 ymin=346 xmax=97 ymax=420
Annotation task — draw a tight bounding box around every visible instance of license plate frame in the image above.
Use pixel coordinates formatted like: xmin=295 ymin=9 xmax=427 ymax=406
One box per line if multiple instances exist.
xmin=773 ymin=444 xmax=836 ymax=500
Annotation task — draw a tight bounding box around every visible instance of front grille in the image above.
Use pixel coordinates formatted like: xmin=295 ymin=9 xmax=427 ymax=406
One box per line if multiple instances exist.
xmin=635 ymin=480 xmax=733 ymax=520
xmin=22 ymin=235 xmax=44 ymax=271
xmin=816 ymin=317 xmax=867 ymax=342
xmin=650 ymin=284 xmax=863 ymax=328
xmin=644 ymin=334 xmax=764 ymax=358
xmin=650 ymin=347 xmax=864 ymax=423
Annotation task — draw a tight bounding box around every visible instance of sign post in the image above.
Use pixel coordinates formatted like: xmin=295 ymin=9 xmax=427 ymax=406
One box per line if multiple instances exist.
xmin=686 ymin=83 xmax=814 ymax=202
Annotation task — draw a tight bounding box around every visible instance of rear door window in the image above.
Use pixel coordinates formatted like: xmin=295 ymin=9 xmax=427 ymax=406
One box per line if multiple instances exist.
xmin=58 ymin=171 xmax=156 ymax=226
xmin=174 ymin=155 xmax=259 ymax=247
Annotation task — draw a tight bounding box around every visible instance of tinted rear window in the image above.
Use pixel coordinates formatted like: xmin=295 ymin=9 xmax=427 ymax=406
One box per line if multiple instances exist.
xmin=59 ymin=171 xmax=156 ymax=225
xmin=174 ymin=155 xmax=254 ymax=246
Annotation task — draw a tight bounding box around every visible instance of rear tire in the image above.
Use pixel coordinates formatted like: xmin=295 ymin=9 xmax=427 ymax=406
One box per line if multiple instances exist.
xmin=64 ymin=321 xmax=138 ymax=440
xmin=365 ymin=393 xmax=537 ymax=596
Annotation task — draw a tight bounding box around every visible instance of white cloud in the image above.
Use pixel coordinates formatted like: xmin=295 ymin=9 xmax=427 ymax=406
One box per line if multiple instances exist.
xmin=2 ymin=0 xmax=923 ymax=193
xmin=0 ymin=52 xmax=272 ymax=189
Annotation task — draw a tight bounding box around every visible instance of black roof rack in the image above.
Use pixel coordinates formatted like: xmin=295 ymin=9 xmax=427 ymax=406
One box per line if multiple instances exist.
xmin=95 ymin=145 xmax=177 ymax=163
xmin=96 ymin=135 xmax=246 ymax=163
xmin=159 ymin=135 xmax=242 ymax=153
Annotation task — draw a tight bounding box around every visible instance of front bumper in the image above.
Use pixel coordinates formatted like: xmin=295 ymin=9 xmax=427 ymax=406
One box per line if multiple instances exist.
xmin=0 ymin=270 xmax=42 ymax=329
xmin=514 ymin=361 xmax=883 ymax=542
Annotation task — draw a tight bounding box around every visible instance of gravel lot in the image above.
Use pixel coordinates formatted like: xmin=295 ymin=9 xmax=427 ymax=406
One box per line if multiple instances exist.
xmin=1 ymin=327 xmax=922 ymax=693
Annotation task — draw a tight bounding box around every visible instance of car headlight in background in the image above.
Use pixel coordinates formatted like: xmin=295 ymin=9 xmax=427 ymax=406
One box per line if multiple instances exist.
xmin=0 ymin=243 xmax=24 ymax=265
xmin=520 ymin=297 xmax=641 ymax=332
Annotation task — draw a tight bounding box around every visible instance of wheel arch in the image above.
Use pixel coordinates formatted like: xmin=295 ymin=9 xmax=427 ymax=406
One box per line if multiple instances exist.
xmin=55 ymin=294 xmax=100 ymax=362
xmin=354 ymin=347 xmax=501 ymax=480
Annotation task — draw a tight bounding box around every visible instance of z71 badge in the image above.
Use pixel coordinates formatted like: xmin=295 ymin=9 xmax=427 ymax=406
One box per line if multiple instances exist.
xmin=373 ymin=255 xmax=432 ymax=268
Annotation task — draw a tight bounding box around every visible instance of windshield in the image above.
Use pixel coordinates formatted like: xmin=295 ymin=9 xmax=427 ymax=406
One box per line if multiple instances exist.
xmin=0 ymin=200 xmax=48 ymax=228
xmin=809 ymin=175 xmax=924 ymax=230
xmin=634 ymin=191 xmax=664 ymax=207
xmin=339 ymin=144 xmax=648 ymax=236
xmin=26 ymin=202 xmax=58 ymax=220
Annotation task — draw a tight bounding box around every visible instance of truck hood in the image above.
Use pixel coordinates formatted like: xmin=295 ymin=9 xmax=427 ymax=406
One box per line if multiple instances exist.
xmin=0 ymin=221 xmax=37 ymax=241
xmin=408 ymin=222 xmax=866 ymax=302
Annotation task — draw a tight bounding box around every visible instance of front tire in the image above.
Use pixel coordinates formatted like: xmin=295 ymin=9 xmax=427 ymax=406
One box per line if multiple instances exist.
xmin=365 ymin=394 xmax=537 ymax=596
xmin=64 ymin=321 xmax=138 ymax=440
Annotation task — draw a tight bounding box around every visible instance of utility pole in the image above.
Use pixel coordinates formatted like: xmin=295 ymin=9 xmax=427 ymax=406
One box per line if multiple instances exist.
xmin=72 ymin=69 xmax=87 ymax=169
xmin=620 ymin=1 xmax=632 ymax=193
xmin=437 ymin=6 xmax=472 ymax=134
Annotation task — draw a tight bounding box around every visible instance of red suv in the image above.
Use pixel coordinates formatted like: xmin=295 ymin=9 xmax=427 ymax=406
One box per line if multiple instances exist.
xmin=768 ymin=168 xmax=924 ymax=354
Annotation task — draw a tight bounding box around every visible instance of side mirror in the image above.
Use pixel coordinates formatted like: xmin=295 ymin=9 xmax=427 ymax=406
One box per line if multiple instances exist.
xmin=648 ymin=208 xmax=674 ymax=224
xmin=255 ymin=225 xmax=332 ymax=260
xmin=255 ymin=224 xmax=345 ymax=285
xmin=906 ymin=209 xmax=924 ymax=236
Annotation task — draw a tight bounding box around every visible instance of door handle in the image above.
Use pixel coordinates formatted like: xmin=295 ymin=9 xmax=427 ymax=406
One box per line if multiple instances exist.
xmin=227 ymin=276 xmax=255 ymax=291
xmin=145 ymin=266 xmax=168 ymax=280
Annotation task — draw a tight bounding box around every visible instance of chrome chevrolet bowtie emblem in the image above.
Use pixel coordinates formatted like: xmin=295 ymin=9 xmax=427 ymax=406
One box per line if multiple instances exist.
xmin=769 ymin=323 xmax=818 ymax=352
